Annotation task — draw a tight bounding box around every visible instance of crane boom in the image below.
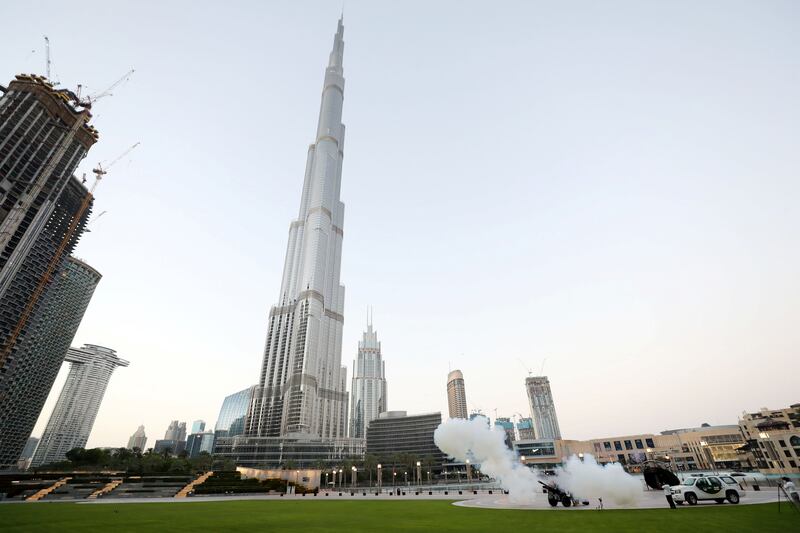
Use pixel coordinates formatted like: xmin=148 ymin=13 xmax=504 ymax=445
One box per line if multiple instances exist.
xmin=85 ymin=69 xmax=135 ymax=104
xmin=44 ymin=36 xmax=51 ymax=80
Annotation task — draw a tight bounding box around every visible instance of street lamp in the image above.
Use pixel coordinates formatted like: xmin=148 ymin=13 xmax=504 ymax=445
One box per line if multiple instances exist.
xmin=393 ymin=471 xmax=397 ymax=488
xmin=416 ymin=461 xmax=422 ymax=487
xmin=465 ymin=459 xmax=472 ymax=483
xmin=339 ymin=468 xmax=343 ymax=489
xmin=404 ymin=471 xmax=408 ymax=486
xmin=351 ymin=466 xmax=357 ymax=489
xmin=377 ymin=464 xmax=382 ymax=489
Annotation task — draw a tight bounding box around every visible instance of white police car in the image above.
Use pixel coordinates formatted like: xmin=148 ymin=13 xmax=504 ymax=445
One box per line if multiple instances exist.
xmin=670 ymin=475 xmax=742 ymax=505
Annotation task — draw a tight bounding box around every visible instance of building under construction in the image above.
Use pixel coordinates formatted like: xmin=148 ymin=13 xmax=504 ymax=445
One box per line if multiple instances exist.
xmin=0 ymin=75 xmax=98 ymax=469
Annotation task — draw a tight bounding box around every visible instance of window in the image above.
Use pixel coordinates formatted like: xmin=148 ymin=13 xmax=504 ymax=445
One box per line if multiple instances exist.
xmin=635 ymin=439 xmax=643 ymax=449
xmin=785 ymin=450 xmax=792 ymax=458
xmin=779 ymin=440 xmax=787 ymax=447
xmin=614 ymin=441 xmax=622 ymax=451
xmin=720 ymin=476 xmax=736 ymax=484
xmin=645 ymin=438 xmax=655 ymax=448
xmin=790 ymin=461 xmax=797 ymax=468
xmin=624 ymin=440 xmax=633 ymax=450
xmin=604 ymin=442 xmax=612 ymax=451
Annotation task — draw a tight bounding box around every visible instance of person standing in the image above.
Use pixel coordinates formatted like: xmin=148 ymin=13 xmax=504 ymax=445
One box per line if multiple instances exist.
xmin=783 ymin=477 xmax=799 ymax=503
xmin=663 ymin=483 xmax=676 ymax=509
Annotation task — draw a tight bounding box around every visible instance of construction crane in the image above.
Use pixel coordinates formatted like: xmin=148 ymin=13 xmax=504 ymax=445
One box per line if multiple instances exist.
xmin=44 ymin=36 xmax=51 ymax=81
xmin=79 ymin=69 xmax=135 ymax=107
xmin=0 ymin=143 xmax=139 ymax=367
xmin=92 ymin=142 xmax=140 ymax=190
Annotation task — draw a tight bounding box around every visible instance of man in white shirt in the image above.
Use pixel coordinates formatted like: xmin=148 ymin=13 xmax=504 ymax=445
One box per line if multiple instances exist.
xmin=783 ymin=477 xmax=799 ymax=503
xmin=663 ymin=482 xmax=676 ymax=509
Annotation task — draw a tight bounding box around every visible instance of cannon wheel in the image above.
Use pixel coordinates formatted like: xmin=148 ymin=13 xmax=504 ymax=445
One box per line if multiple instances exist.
xmin=561 ymin=495 xmax=573 ymax=507
xmin=547 ymin=493 xmax=559 ymax=507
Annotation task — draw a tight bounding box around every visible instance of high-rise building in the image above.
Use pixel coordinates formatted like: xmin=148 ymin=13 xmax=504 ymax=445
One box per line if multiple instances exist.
xmin=0 ymin=255 xmax=100 ymax=469
xmin=164 ymin=420 xmax=187 ymax=442
xmin=246 ymin=18 xmax=349 ymax=439
xmin=494 ymin=417 xmax=516 ymax=448
xmin=525 ymin=376 xmax=561 ymax=440
xmin=0 ymin=74 xmax=98 ymax=470
xmin=446 ymin=370 xmax=468 ymax=419
xmin=16 ymin=436 xmax=40 ymax=470
xmin=214 ymin=385 xmax=255 ymax=438
xmin=0 ymin=75 xmax=98 ymax=296
xmin=186 ymin=431 xmax=215 ymax=458
xmin=191 ymin=420 xmax=206 ymax=434
xmin=127 ymin=425 xmax=147 ymax=451
xmin=516 ymin=417 xmax=535 ymax=440
xmin=31 ymin=345 xmax=128 ymax=467
xmin=349 ymin=319 xmax=387 ymax=438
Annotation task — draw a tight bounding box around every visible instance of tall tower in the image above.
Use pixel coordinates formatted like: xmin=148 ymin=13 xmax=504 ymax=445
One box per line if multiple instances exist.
xmin=0 ymin=253 xmax=99 ymax=469
xmin=31 ymin=344 xmax=128 ymax=467
xmin=0 ymin=74 xmax=98 ymax=470
xmin=525 ymin=376 xmax=562 ymax=439
xmin=127 ymin=425 xmax=147 ymax=451
xmin=246 ymin=18 xmax=349 ymax=439
xmin=447 ymin=370 xmax=468 ymax=419
xmin=349 ymin=316 xmax=387 ymax=438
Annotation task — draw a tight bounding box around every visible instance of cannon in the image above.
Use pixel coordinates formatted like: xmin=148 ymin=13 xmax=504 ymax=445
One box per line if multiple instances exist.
xmin=538 ymin=480 xmax=587 ymax=507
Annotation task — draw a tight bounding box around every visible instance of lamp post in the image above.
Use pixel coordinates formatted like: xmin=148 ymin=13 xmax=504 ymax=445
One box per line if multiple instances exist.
xmin=339 ymin=468 xmax=343 ymax=489
xmin=377 ymin=464 xmax=382 ymax=489
xmin=404 ymin=471 xmax=408 ymax=486
xmin=466 ymin=460 xmax=472 ymax=483
xmin=393 ymin=471 xmax=397 ymax=488
xmin=416 ymin=461 xmax=422 ymax=488
xmin=351 ymin=466 xmax=357 ymax=489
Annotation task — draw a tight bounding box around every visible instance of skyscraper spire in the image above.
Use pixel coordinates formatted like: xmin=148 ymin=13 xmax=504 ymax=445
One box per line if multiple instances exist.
xmin=247 ymin=18 xmax=349 ymax=439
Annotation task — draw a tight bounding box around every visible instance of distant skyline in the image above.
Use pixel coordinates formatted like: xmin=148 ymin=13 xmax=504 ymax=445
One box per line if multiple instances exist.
xmin=1 ymin=0 xmax=797 ymax=448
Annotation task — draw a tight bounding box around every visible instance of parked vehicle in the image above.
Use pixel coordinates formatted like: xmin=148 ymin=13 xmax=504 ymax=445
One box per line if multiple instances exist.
xmin=671 ymin=475 xmax=742 ymax=505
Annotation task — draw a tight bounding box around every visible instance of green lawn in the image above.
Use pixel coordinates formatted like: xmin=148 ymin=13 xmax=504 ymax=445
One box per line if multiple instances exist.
xmin=0 ymin=500 xmax=796 ymax=532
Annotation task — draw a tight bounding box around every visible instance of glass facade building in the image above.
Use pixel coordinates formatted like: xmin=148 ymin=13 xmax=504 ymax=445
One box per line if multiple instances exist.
xmin=214 ymin=385 xmax=255 ymax=438
xmin=365 ymin=411 xmax=445 ymax=469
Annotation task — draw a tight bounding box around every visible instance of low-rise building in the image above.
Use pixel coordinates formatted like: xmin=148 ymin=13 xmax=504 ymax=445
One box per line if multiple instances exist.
xmin=366 ymin=411 xmax=444 ymax=470
xmin=739 ymin=404 xmax=800 ymax=474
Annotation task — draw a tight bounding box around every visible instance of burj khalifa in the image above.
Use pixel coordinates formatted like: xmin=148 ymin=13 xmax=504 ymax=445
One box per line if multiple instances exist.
xmin=246 ymin=18 xmax=349 ymax=439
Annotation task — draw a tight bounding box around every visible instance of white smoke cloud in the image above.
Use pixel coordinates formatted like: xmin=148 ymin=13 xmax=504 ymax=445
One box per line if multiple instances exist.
xmin=434 ymin=417 xmax=642 ymax=506
xmin=555 ymin=454 xmax=641 ymax=505
xmin=434 ymin=416 xmax=538 ymax=502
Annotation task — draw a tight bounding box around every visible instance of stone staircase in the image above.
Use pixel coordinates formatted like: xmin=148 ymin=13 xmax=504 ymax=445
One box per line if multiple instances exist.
xmin=87 ymin=478 xmax=123 ymax=500
xmin=26 ymin=477 xmax=71 ymax=501
xmin=175 ymin=472 xmax=213 ymax=498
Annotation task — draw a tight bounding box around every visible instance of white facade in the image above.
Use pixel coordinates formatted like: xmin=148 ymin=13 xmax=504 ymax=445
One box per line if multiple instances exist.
xmin=525 ymin=375 xmax=562 ymax=440
xmin=247 ymin=18 xmax=349 ymax=439
xmin=349 ymin=320 xmax=387 ymax=438
xmin=31 ymin=345 xmax=128 ymax=466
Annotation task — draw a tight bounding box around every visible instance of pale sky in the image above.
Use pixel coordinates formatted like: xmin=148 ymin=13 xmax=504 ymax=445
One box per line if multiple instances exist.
xmin=2 ymin=1 xmax=797 ymax=448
